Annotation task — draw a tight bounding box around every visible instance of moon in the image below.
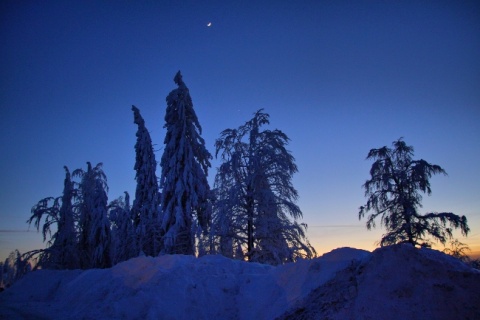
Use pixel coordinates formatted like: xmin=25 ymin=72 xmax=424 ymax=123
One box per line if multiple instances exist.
xmin=207 ymin=22 xmax=212 ymax=27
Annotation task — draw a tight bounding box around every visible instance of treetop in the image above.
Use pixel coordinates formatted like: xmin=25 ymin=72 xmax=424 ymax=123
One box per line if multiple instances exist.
xmin=174 ymin=70 xmax=185 ymax=87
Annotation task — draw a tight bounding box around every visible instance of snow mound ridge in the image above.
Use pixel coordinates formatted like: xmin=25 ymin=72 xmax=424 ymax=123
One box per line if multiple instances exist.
xmin=1 ymin=245 xmax=478 ymax=320
xmin=278 ymin=244 xmax=480 ymax=320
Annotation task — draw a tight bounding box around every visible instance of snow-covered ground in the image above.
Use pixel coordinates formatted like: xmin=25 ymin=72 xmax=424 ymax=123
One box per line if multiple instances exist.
xmin=1 ymin=245 xmax=479 ymax=319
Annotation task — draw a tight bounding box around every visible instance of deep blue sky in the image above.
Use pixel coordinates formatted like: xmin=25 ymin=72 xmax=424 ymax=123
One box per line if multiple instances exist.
xmin=1 ymin=1 xmax=479 ymax=261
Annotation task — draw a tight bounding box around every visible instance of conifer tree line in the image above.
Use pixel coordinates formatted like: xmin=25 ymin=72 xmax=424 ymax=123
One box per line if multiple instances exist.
xmin=26 ymin=71 xmax=314 ymax=269
xmin=24 ymin=71 xmax=470 ymax=271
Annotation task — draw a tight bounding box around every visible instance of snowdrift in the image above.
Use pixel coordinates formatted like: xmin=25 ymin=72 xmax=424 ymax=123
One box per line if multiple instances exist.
xmin=1 ymin=245 xmax=478 ymax=319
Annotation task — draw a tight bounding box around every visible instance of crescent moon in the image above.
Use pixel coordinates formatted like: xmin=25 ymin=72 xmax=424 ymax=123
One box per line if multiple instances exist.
xmin=207 ymin=22 xmax=212 ymax=27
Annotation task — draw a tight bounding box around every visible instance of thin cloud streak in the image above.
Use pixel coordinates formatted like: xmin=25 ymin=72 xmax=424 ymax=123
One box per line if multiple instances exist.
xmin=309 ymin=225 xmax=364 ymax=228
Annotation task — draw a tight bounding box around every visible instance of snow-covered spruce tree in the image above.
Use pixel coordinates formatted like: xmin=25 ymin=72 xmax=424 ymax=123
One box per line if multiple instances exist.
xmin=73 ymin=162 xmax=112 ymax=269
xmin=109 ymin=192 xmax=137 ymax=264
xmin=160 ymin=71 xmax=212 ymax=255
xmin=54 ymin=166 xmax=79 ymax=268
xmin=26 ymin=166 xmax=79 ymax=269
xmin=359 ymin=138 xmax=470 ymax=247
xmin=213 ymin=109 xmax=316 ymax=265
xmin=131 ymin=105 xmax=163 ymax=256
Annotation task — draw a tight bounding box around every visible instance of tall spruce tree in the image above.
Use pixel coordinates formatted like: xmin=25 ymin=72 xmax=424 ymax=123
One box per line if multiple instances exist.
xmin=27 ymin=166 xmax=78 ymax=269
xmin=160 ymin=71 xmax=212 ymax=255
xmin=52 ymin=166 xmax=78 ymax=268
xmin=109 ymin=192 xmax=137 ymax=264
xmin=213 ymin=109 xmax=316 ymax=265
xmin=131 ymin=105 xmax=163 ymax=256
xmin=74 ymin=162 xmax=111 ymax=269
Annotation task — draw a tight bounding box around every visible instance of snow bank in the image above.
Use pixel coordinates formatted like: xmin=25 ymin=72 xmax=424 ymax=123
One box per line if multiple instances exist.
xmin=278 ymin=244 xmax=480 ymax=320
xmin=1 ymin=245 xmax=478 ymax=320
xmin=348 ymin=245 xmax=480 ymax=319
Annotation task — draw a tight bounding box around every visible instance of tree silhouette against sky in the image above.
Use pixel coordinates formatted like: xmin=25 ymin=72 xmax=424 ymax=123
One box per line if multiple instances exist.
xmin=359 ymin=138 xmax=469 ymax=247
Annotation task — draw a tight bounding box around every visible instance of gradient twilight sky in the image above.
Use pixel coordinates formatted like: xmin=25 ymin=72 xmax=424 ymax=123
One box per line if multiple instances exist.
xmin=1 ymin=1 xmax=479 ymax=262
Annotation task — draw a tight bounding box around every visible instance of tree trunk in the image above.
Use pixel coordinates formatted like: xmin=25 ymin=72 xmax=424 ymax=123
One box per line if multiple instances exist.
xmin=247 ymin=197 xmax=254 ymax=261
